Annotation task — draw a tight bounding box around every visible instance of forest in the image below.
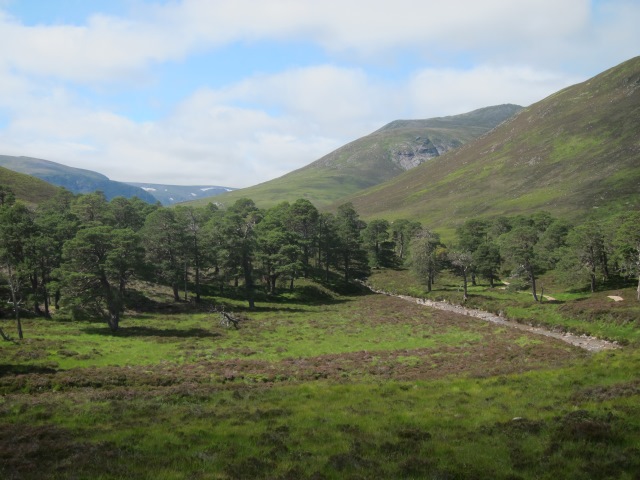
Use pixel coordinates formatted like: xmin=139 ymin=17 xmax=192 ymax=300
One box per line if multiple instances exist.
xmin=1 ymin=185 xmax=639 ymax=341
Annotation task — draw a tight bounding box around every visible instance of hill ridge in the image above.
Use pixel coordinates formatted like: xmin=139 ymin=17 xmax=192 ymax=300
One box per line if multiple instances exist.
xmin=189 ymin=104 xmax=523 ymax=208
xmin=344 ymin=56 xmax=640 ymax=229
xmin=0 ymin=155 xmax=158 ymax=203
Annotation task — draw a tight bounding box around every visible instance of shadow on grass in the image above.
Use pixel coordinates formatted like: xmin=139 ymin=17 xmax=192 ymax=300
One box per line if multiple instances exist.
xmin=81 ymin=326 xmax=222 ymax=338
xmin=0 ymin=364 xmax=58 ymax=377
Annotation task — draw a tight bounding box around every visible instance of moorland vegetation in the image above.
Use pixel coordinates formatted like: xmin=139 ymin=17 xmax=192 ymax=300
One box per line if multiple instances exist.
xmin=1 ymin=186 xmax=640 ymax=478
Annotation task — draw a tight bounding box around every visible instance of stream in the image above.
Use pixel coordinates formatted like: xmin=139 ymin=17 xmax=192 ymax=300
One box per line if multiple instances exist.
xmin=364 ymin=284 xmax=620 ymax=352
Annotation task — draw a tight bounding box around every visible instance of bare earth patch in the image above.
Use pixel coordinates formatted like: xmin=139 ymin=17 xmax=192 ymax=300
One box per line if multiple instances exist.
xmin=608 ymin=296 xmax=624 ymax=302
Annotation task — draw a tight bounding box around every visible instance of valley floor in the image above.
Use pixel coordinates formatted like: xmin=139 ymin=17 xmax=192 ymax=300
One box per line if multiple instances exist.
xmin=1 ymin=279 xmax=639 ymax=479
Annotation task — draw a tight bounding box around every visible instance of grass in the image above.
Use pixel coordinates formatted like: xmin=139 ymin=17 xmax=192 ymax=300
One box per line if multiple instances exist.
xmin=366 ymin=268 xmax=640 ymax=345
xmin=1 ymin=277 xmax=639 ymax=479
xmin=0 ymin=165 xmax=59 ymax=205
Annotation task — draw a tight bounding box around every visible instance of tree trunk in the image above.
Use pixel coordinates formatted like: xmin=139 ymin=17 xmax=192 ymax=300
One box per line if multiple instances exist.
xmin=325 ymin=258 xmax=330 ymax=282
xmin=290 ymin=276 xmax=294 ymax=291
xmin=303 ymin=246 xmax=310 ymax=278
xmin=242 ymin=257 xmax=255 ymax=310
xmin=0 ymin=327 xmax=11 ymax=341
xmin=42 ymin=283 xmax=51 ymax=319
xmin=344 ymin=253 xmax=350 ymax=283
xmin=16 ymin=315 xmax=23 ymax=340
xmin=194 ymin=258 xmax=201 ymax=303
xmin=54 ymin=289 xmax=61 ymax=310
xmin=471 ymin=272 xmax=477 ymax=287
xmin=6 ymin=264 xmax=24 ymax=339
xmin=107 ymin=312 xmax=119 ymax=331
xmin=528 ymin=264 xmax=539 ymax=302
xmin=184 ymin=264 xmax=188 ymax=302
xmin=172 ymin=282 xmax=180 ymax=301
xmin=601 ymin=250 xmax=609 ymax=281
xmin=462 ymin=270 xmax=469 ymax=302
xmin=590 ymin=268 xmax=597 ymax=293
xmin=101 ymin=274 xmax=121 ymax=332
xmin=30 ymin=272 xmax=42 ymax=315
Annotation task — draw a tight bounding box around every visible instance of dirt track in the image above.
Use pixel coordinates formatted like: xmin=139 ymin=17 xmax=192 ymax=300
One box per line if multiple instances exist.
xmin=364 ymin=285 xmax=620 ymax=353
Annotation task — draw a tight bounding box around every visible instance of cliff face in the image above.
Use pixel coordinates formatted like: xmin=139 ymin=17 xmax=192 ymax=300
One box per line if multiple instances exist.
xmin=390 ymin=137 xmax=462 ymax=170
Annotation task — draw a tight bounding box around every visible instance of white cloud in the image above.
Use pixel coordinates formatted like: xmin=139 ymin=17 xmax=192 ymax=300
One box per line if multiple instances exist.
xmin=205 ymin=65 xmax=389 ymax=136
xmin=407 ymin=66 xmax=581 ymax=117
xmin=3 ymin=0 xmax=634 ymax=85
xmin=0 ymin=0 xmax=638 ymax=188
xmin=0 ymin=77 xmax=345 ymax=187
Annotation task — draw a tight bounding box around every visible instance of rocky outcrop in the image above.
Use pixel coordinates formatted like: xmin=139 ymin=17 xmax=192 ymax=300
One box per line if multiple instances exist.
xmin=391 ymin=137 xmax=463 ymax=170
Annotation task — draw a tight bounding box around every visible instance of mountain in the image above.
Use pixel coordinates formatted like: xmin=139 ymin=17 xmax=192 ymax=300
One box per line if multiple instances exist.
xmin=126 ymin=183 xmax=237 ymax=205
xmin=343 ymin=57 xmax=640 ymax=231
xmin=187 ymin=104 xmax=522 ymax=209
xmin=0 ymin=166 xmax=60 ymax=205
xmin=0 ymin=155 xmax=158 ymax=203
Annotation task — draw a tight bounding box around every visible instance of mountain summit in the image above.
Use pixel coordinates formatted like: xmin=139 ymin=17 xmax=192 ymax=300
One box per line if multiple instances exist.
xmin=198 ymin=104 xmax=522 ymax=208
xmin=345 ymin=57 xmax=640 ymax=227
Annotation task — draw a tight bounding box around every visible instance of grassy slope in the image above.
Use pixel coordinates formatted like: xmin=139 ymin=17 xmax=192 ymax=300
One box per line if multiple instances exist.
xmin=1 ymin=280 xmax=639 ymax=479
xmin=345 ymin=56 xmax=640 ymax=228
xmin=187 ymin=105 xmax=522 ymax=209
xmin=0 ymin=166 xmax=59 ymax=205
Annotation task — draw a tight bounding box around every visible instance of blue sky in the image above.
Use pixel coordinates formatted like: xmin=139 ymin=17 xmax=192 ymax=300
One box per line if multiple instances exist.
xmin=0 ymin=0 xmax=638 ymax=187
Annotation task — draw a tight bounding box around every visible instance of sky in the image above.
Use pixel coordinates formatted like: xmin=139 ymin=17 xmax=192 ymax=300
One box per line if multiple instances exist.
xmin=0 ymin=0 xmax=638 ymax=188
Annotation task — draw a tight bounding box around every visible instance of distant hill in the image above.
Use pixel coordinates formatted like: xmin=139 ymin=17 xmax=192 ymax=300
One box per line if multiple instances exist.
xmin=0 ymin=155 xmax=158 ymax=203
xmin=0 ymin=165 xmax=60 ymax=205
xmin=343 ymin=57 xmax=640 ymax=232
xmin=188 ymin=104 xmax=522 ymax=209
xmin=126 ymin=183 xmax=237 ymax=206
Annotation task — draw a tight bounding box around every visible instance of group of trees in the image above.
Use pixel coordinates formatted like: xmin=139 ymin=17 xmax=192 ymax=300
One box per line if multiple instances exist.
xmin=409 ymin=211 xmax=640 ymax=303
xmin=1 ymin=185 xmax=639 ymax=338
xmin=0 ymin=188 xmax=415 ymax=336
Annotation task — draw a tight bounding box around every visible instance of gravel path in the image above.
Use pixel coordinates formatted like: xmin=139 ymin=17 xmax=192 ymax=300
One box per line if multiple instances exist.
xmin=364 ymin=285 xmax=620 ymax=352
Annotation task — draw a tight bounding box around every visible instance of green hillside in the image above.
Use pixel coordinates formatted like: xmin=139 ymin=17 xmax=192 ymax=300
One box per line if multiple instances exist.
xmin=0 ymin=155 xmax=157 ymax=203
xmin=0 ymin=166 xmax=59 ymax=205
xmin=345 ymin=56 xmax=640 ymax=231
xmin=188 ymin=104 xmax=522 ymax=209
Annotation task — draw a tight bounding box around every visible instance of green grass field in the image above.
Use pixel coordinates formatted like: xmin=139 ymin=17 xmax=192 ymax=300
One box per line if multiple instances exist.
xmin=1 ymin=278 xmax=639 ymax=479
